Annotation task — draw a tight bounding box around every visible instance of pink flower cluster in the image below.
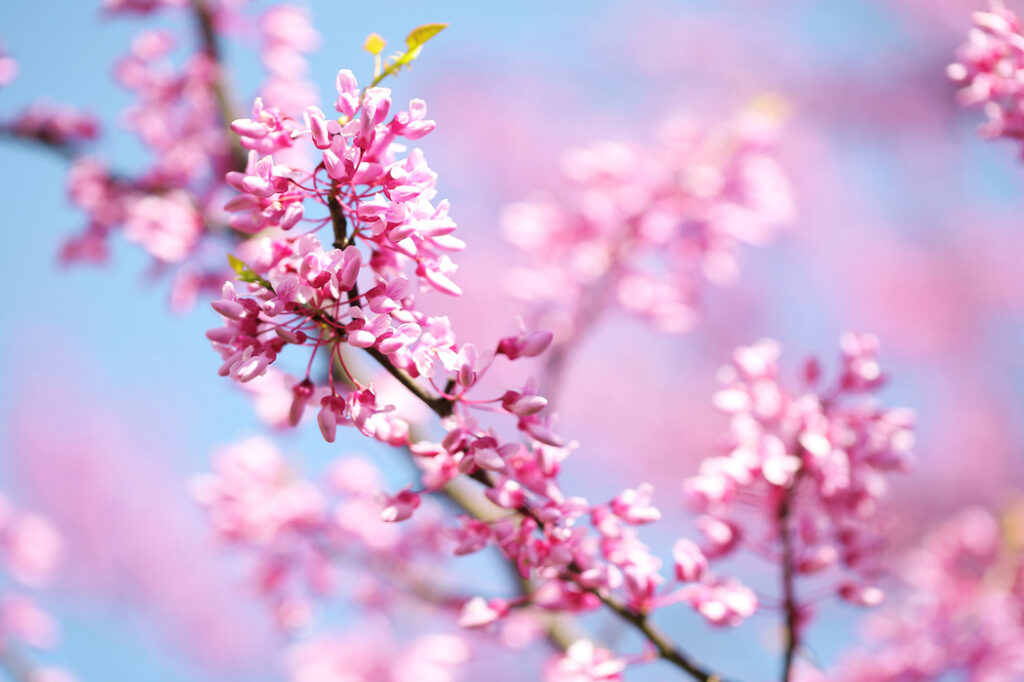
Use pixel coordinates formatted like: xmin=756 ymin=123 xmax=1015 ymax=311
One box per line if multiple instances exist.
xmin=684 ymin=334 xmax=914 ymax=618
xmin=62 ymin=156 xmax=204 ymax=266
xmin=193 ymin=438 xmax=451 ymax=631
xmin=5 ymin=101 xmax=99 ymax=149
xmin=115 ymin=29 xmax=229 ymax=190
xmin=546 ymin=640 xmax=626 ymax=682
xmin=257 ymin=5 xmax=319 ymax=117
xmin=207 ymin=70 xmax=469 ymax=437
xmin=60 ymin=25 xmax=221 ymax=266
xmin=206 ymin=66 xmax=760 ymax=678
xmin=819 ymin=507 xmax=1024 ymax=681
xmin=41 ymin=1 xmax=321 ymax=310
xmin=289 ymin=627 xmax=469 ymax=682
xmin=502 ymin=101 xmax=794 ymax=339
xmin=949 ymin=1 xmax=1024 ymax=150
xmin=0 ymin=494 xmax=75 ymax=680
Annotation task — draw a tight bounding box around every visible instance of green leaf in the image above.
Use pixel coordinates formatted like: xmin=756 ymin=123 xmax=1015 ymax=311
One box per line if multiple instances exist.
xmin=227 ymin=253 xmax=247 ymax=276
xmin=367 ymin=23 xmax=448 ymax=88
xmin=227 ymin=254 xmax=272 ymax=290
xmin=405 ymin=23 xmax=448 ymax=53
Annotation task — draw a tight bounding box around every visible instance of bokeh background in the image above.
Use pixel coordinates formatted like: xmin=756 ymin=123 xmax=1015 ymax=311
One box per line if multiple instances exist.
xmin=2 ymin=0 xmax=1023 ymax=679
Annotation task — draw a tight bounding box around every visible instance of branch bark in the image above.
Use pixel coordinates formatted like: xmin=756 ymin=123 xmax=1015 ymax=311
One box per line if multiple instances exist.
xmin=778 ymin=478 xmax=800 ymax=682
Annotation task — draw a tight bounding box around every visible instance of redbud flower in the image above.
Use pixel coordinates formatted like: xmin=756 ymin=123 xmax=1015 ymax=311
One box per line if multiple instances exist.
xmin=949 ymin=1 xmax=1024 ymax=150
xmin=458 ymin=596 xmax=508 ymax=628
xmin=673 ymin=538 xmax=708 ymax=582
xmin=609 ymin=484 xmax=661 ymax=525
xmin=546 ymin=640 xmax=626 ymax=682
xmin=378 ymin=487 xmax=421 ymax=523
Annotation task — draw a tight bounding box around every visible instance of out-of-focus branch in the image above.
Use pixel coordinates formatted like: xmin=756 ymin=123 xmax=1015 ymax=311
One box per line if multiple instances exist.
xmin=0 ymin=125 xmax=78 ymax=161
xmin=190 ymin=0 xmax=247 ymax=172
xmin=778 ymin=475 xmax=801 ymax=682
xmin=540 ymin=246 xmax=624 ymax=406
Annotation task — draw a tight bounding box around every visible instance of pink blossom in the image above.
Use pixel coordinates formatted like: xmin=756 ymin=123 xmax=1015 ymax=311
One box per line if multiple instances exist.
xmin=949 ymin=1 xmax=1024 ymax=149
xmin=0 ymin=593 xmax=58 ymax=648
xmin=608 ymin=484 xmax=661 ymax=525
xmin=191 ymin=437 xmax=324 ymax=545
xmin=684 ymin=335 xmax=912 ymax=635
xmin=122 ymin=190 xmax=202 ymax=262
xmin=823 ymin=507 xmax=1024 ymax=681
xmin=10 ymin=100 xmax=99 ymax=147
xmin=0 ymin=48 xmax=17 ymax=87
xmin=378 ymin=488 xmax=421 ymax=523
xmin=0 ymin=493 xmax=67 ymax=656
xmin=496 ymin=322 xmax=554 ymax=360
xmin=685 ymin=579 xmax=758 ymax=627
xmin=672 ymin=538 xmax=708 ymax=582
xmin=546 ymin=640 xmax=626 ymax=682
xmin=445 ymin=516 xmax=492 ymax=556
xmin=837 ymin=582 xmax=885 ymax=607
xmin=458 ymin=596 xmax=509 ymax=628
xmin=288 ymin=627 xmax=469 ymax=682
xmin=502 ymin=104 xmax=794 ymax=342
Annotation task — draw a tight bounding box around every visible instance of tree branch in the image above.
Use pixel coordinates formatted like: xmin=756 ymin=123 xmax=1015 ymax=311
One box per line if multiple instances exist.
xmin=190 ymin=0 xmax=247 ymax=172
xmin=316 ymin=181 xmax=733 ymax=681
xmin=0 ymin=126 xmax=78 ymax=161
xmin=361 ymin=347 xmax=729 ymax=681
xmin=778 ymin=477 xmax=800 ymax=682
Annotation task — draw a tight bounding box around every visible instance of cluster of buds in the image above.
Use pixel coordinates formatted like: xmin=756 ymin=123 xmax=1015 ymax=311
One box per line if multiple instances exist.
xmin=949 ymin=1 xmax=1024 ymax=151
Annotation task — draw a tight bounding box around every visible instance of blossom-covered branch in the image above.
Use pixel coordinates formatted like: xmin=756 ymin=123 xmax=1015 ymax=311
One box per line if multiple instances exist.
xmin=683 ymin=336 xmax=914 ymax=678
xmin=205 ymin=48 xmax=763 ymax=679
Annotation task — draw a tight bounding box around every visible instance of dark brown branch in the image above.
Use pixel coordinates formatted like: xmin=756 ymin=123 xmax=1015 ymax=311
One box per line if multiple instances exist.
xmin=592 ymin=590 xmax=726 ymax=682
xmin=328 ymin=193 xmax=351 ymax=250
xmin=364 ymin=346 xmax=455 ymax=418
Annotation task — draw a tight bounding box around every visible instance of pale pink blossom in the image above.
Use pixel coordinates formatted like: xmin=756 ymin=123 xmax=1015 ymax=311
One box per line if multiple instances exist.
xmin=546 ymin=640 xmax=626 ymax=682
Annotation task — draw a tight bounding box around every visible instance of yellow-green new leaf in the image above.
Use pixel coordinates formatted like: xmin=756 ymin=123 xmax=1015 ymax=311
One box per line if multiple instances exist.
xmin=406 ymin=23 xmax=448 ymax=50
xmin=403 ymin=23 xmax=448 ymax=61
xmin=227 ymin=254 xmax=272 ymax=289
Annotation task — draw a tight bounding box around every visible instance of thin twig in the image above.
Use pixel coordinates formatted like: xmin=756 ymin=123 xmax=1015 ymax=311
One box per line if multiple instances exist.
xmin=778 ymin=476 xmax=801 ymax=682
xmin=0 ymin=126 xmax=78 ymax=161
